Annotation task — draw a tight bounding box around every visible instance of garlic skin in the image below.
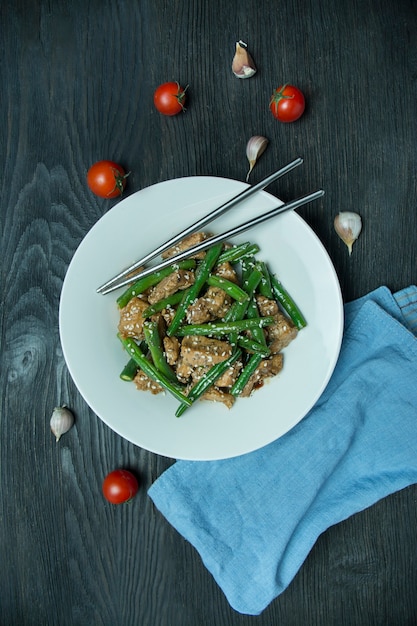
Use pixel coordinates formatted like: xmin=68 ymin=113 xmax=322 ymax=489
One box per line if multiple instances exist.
xmin=232 ymin=41 xmax=257 ymax=79
xmin=50 ymin=406 xmax=74 ymax=442
xmin=334 ymin=212 xmax=362 ymax=256
xmin=246 ymin=136 xmax=269 ymax=181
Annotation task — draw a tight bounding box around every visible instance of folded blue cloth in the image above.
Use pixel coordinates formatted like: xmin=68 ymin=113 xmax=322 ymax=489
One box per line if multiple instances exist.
xmin=148 ymin=286 xmax=417 ymax=615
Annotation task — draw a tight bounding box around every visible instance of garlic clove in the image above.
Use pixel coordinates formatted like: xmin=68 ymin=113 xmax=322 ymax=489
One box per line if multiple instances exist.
xmin=232 ymin=40 xmax=257 ymax=79
xmin=334 ymin=211 xmax=362 ymax=256
xmin=245 ymin=135 xmax=269 ymax=181
xmin=50 ymin=405 xmax=74 ymax=442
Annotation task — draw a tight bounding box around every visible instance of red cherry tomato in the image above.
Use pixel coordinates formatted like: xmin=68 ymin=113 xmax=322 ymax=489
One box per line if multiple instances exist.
xmin=87 ymin=160 xmax=129 ymax=198
xmin=153 ymin=82 xmax=187 ymax=116
xmin=102 ymin=469 xmax=139 ymax=504
xmin=269 ymin=84 xmax=305 ymax=123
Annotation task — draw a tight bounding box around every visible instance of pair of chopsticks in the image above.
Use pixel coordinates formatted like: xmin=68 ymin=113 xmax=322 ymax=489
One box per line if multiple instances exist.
xmin=97 ymin=158 xmax=324 ymax=295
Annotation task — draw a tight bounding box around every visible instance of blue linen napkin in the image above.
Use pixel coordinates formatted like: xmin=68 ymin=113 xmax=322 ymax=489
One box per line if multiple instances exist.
xmin=148 ymin=286 xmax=417 ymax=615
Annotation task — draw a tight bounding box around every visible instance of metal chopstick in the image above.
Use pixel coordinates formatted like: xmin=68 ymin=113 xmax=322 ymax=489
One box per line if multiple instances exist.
xmin=96 ymin=157 xmax=303 ymax=293
xmin=99 ymin=189 xmax=324 ymax=295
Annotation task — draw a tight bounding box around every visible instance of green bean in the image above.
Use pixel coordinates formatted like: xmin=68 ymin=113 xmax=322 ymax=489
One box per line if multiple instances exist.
xmin=224 ymin=263 xmax=263 ymax=346
xmin=166 ymin=243 xmax=223 ymax=337
xmin=245 ymin=296 xmax=268 ymax=348
xmin=230 ymin=353 xmax=263 ymax=397
xmin=243 ymin=260 xmax=263 ymax=291
xmin=223 ymin=265 xmax=263 ymax=323
xmin=257 ymin=261 xmax=274 ymax=299
xmin=143 ymin=320 xmax=177 ymax=382
xmin=120 ymin=340 xmax=148 ymax=380
xmin=223 ymin=299 xmax=244 ymax=325
xmin=174 ymin=316 xmax=275 ymax=337
xmin=175 ymin=349 xmax=242 ymax=417
xmin=120 ymin=358 xmax=139 ymax=382
xmin=237 ymin=336 xmax=270 ymax=356
xmin=118 ymin=334 xmax=191 ymax=406
xmin=142 ymin=289 xmax=189 ymax=318
xmin=117 ymin=259 xmax=196 ymax=309
xmin=206 ymin=274 xmax=249 ymax=302
xmin=270 ymin=274 xmax=307 ymax=330
xmin=241 ymin=256 xmax=256 ymax=281
xmin=216 ymin=242 xmax=260 ymax=265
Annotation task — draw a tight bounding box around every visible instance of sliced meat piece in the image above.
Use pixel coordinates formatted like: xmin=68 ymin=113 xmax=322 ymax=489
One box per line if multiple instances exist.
xmin=147 ymin=269 xmax=195 ymax=305
xmin=186 ymin=287 xmax=231 ymax=324
xmin=267 ymin=313 xmax=298 ymax=354
xmin=118 ymin=296 xmax=149 ymax=340
xmin=175 ymin=336 xmax=233 ymax=383
xmin=160 ymin=306 xmax=176 ymax=326
xmin=185 ymin=296 xmax=211 ymax=325
xmin=133 ymin=370 xmax=163 ymax=394
xmin=161 ymin=232 xmax=208 ymax=260
xmin=255 ymin=295 xmax=298 ymax=352
xmin=240 ymin=353 xmax=284 ymax=398
xmin=175 ymin=359 xmax=194 ymax=384
xmin=255 ymin=294 xmax=279 ymax=316
xmin=205 ymin=287 xmax=232 ymax=318
xmin=214 ymin=361 xmax=242 ymax=388
xmin=163 ymin=336 xmax=181 ymax=366
xmin=201 ymin=387 xmax=235 ymax=409
xmin=190 ymin=360 xmax=242 ymax=388
xmin=213 ymin=261 xmax=239 ymax=284
xmin=181 ymin=335 xmax=232 ymax=366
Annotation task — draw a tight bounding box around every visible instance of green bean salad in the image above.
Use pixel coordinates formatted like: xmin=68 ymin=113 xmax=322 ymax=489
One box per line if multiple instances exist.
xmin=117 ymin=235 xmax=306 ymax=417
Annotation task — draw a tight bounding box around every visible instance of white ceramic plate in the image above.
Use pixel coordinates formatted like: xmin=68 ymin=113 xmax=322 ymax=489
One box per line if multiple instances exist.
xmin=59 ymin=176 xmax=343 ymax=460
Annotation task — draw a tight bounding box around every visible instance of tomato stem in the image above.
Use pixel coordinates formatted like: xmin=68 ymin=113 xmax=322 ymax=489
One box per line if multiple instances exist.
xmin=109 ymin=169 xmax=130 ymax=197
xmin=269 ymin=84 xmax=294 ymax=107
xmin=174 ymin=82 xmax=188 ymax=111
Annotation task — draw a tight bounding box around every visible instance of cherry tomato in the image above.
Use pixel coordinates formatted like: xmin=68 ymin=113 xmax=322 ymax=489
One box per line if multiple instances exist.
xmin=153 ymin=81 xmax=187 ymax=116
xmin=269 ymin=84 xmax=305 ymax=123
xmin=87 ymin=160 xmax=129 ymax=198
xmin=102 ymin=469 xmax=139 ymax=504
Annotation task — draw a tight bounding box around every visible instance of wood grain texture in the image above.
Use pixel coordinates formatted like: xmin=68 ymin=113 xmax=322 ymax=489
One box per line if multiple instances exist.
xmin=1 ymin=0 xmax=417 ymax=624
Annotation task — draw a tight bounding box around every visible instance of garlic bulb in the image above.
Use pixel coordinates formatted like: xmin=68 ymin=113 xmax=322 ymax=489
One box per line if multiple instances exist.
xmin=334 ymin=212 xmax=362 ymax=255
xmin=246 ymin=136 xmax=269 ymax=181
xmin=232 ymin=40 xmax=257 ymax=79
xmin=50 ymin=405 xmax=74 ymax=442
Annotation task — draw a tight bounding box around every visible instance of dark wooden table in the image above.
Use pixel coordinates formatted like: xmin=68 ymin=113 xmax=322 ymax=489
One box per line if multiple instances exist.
xmin=2 ymin=1 xmax=417 ymax=624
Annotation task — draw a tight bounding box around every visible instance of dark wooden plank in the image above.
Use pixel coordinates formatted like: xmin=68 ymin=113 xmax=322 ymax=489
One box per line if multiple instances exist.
xmin=1 ymin=0 xmax=417 ymax=624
